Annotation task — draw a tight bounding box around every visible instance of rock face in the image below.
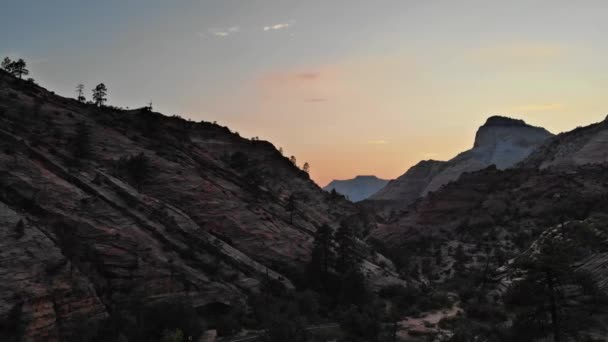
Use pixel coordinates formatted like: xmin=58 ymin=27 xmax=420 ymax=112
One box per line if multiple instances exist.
xmin=323 ymin=175 xmax=389 ymax=202
xmin=368 ymin=160 xmax=447 ymax=203
xmin=0 ymin=71 xmax=400 ymax=341
xmin=369 ymin=116 xmax=608 ymax=291
xmin=521 ymin=116 xmax=608 ymax=170
xmin=370 ymin=116 xmax=553 ymax=205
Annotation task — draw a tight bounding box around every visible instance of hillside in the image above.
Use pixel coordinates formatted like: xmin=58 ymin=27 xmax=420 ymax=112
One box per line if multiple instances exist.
xmin=0 ymin=71 xmax=399 ymax=341
xmin=370 ymin=116 xmax=553 ymax=207
xmin=367 ymin=117 xmax=608 ymax=341
xmin=323 ymin=175 xmax=389 ymax=202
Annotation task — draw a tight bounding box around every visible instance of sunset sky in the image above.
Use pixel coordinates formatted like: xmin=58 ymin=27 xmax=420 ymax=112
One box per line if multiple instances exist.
xmin=2 ymin=0 xmax=608 ymax=186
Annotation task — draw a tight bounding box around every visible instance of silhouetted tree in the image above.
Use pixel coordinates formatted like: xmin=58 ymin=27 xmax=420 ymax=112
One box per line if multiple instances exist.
xmin=76 ymin=84 xmax=86 ymax=102
xmin=335 ymin=222 xmax=359 ymax=274
xmin=92 ymin=83 xmax=107 ymax=106
xmin=11 ymin=59 xmax=28 ymax=79
xmin=1 ymin=57 xmax=12 ymax=72
xmin=70 ymin=121 xmax=92 ymax=162
xmin=285 ymin=194 xmax=296 ymax=223
xmin=307 ymin=224 xmax=335 ymax=289
xmin=505 ymin=237 xmax=607 ymax=342
xmin=118 ymin=152 xmax=151 ymax=189
xmin=302 ymin=162 xmax=310 ymax=173
xmin=289 ymin=155 xmax=297 ymax=166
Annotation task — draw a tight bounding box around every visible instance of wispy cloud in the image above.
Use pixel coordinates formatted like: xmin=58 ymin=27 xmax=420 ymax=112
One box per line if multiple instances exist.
xmin=470 ymin=43 xmax=570 ymax=66
xmin=263 ymin=22 xmax=292 ymax=31
xmin=296 ymin=72 xmax=320 ymax=80
xmin=204 ymin=26 xmax=240 ymax=38
xmin=304 ymin=98 xmax=327 ymax=103
xmin=367 ymin=140 xmax=388 ymax=145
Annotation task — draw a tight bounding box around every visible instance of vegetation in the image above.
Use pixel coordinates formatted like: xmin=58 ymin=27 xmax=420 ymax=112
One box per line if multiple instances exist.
xmin=92 ymin=83 xmax=108 ymax=106
xmin=1 ymin=57 xmax=29 ymax=79
xmin=76 ymin=84 xmax=86 ymax=102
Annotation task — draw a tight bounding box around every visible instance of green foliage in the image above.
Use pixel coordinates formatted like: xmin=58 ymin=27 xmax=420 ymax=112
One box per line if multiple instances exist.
xmin=504 ymin=236 xmax=608 ymax=341
xmin=334 ymin=223 xmax=359 ymax=275
xmin=307 ymin=224 xmax=335 ymax=290
xmin=160 ymin=329 xmax=184 ymax=342
xmin=339 ymin=305 xmax=382 ymax=342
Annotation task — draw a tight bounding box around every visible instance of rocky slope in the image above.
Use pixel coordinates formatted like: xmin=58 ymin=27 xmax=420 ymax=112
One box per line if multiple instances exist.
xmin=370 ymin=116 xmax=608 ymax=287
xmin=0 ymin=71 xmax=399 ymax=341
xmin=369 ymin=116 xmax=553 ymax=206
xmin=521 ymin=115 xmax=608 ymax=170
xmin=323 ymin=175 xmax=389 ymax=202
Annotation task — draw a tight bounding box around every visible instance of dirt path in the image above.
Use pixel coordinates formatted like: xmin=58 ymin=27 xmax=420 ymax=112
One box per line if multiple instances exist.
xmin=397 ymin=303 xmax=463 ymax=341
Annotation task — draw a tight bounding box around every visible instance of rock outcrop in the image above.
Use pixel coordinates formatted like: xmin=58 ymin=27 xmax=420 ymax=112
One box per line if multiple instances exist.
xmin=323 ymin=175 xmax=389 ymax=202
xmin=369 ymin=116 xmax=553 ymax=206
xmin=521 ymin=116 xmax=608 ymax=169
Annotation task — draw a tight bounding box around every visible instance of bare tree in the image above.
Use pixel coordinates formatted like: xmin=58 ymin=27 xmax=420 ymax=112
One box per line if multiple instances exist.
xmin=76 ymin=84 xmax=86 ymax=102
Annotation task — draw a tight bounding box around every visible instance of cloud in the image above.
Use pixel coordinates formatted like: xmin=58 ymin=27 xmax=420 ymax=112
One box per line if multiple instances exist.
xmin=263 ymin=23 xmax=291 ymax=31
xmin=205 ymin=26 xmax=240 ymax=37
xmin=296 ymin=72 xmax=320 ymax=80
xmin=367 ymin=140 xmax=388 ymax=145
xmin=510 ymin=103 xmax=564 ymax=112
xmin=304 ymin=98 xmax=327 ymax=103
xmin=470 ymin=43 xmax=569 ymax=66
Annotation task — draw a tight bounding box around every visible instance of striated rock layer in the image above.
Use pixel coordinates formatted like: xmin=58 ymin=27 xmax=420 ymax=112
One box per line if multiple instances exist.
xmin=0 ymin=71 xmax=400 ymax=340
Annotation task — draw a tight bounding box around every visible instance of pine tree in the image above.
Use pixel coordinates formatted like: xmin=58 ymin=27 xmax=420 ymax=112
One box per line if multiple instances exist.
xmin=307 ymin=224 xmax=335 ymax=289
xmin=11 ymin=59 xmax=29 ymax=79
xmin=92 ymin=83 xmax=108 ymax=106
xmin=285 ymin=194 xmax=296 ymax=223
xmin=302 ymin=162 xmax=310 ymax=173
xmin=1 ymin=57 xmax=12 ymax=72
xmin=335 ymin=222 xmax=359 ymax=274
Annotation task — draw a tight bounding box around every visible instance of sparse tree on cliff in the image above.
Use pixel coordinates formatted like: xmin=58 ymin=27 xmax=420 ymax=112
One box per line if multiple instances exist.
xmin=11 ymin=59 xmax=28 ymax=79
xmin=92 ymin=83 xmax=107 ymax=106
xmin=76 ymin=84 xmax=86 ymax=102
xmin=302 ymin=162 xmax=310 ymax=173
xmin=1 ymin=57 xmax=12 ymax=72
xmin=307 ymin=224 xmax=335 ymax=289
xmin=286 ymin=194 xmax=296 ymax=223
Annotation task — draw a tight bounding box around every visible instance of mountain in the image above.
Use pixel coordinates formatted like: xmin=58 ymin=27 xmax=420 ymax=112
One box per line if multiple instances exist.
xmin=323 ymin=175 xmax=389 ymax=202
xmin=520 ymin=115 xmax=608 ymax=169
xmin=367 ymin=116 xmax=608 ymax=340
xmin=369 ymin=116 xmax=553 ymax=205
xmin=0 ymin=71 xmax=400 ymax=341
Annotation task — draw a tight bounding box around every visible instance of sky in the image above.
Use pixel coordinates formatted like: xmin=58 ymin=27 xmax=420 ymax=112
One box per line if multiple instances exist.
xmin=2 ymin=0 xmax=608 ymax=186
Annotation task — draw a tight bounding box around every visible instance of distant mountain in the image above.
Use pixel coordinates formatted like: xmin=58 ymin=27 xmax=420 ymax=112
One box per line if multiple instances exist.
xmin=370 ymin=116 xmax=553 ymax=204
xmin=324 ymin=175 xmax=389 ymax=202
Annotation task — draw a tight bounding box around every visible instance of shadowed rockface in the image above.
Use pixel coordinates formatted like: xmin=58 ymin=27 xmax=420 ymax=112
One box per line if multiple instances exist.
xmin=0 ymin=71 xmax=400 ymax=341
